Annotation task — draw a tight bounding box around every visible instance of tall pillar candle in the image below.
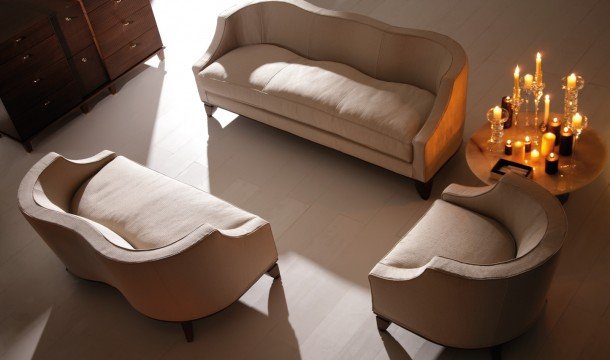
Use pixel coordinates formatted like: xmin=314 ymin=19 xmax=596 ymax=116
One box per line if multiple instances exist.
xmin=540 ymin=132 xmax=556 ymax=157
xmin=513 ymin=140 xmax=525 ymax=161
xmin=559 ymin=126 xmax=574 ymax=156
xmin=535 ymin=52 xmax=543 ymax=85
xmin=549 ymin=117 xmax=561 ymax=144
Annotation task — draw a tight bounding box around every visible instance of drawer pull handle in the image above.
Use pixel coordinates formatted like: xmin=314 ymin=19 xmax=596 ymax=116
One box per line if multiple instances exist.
xmin=114 ymin=0 xmax=122 ymax=3
xmin=43 ymin=100 xmax=51 ymax=106
xmin=65 ymin=16 xmax=73 ymax=22
xmin=121 ymin=20 xmax=133 ymax=26
xmin=32 ymin=78 xmax=41 ymax=84
xmin=81 ymin=57 xmax=88 ymax=63
xmin=129 ymin=42 xmax=137 ymax=48
xmin=15 ymin=36 xmax=25 ymax=43
xmin=22 ymin=54 xmax=31 ymax=60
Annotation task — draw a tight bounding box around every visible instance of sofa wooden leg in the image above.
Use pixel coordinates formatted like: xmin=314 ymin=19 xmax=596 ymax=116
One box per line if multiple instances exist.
xmin=181 ymin=321 xmax=194 ymax=342
xmin=266 ymin=263 xmax=281 ymax=279
xmin=108 ymin=85 xmax=118 ymax=95
xmin=22 ymin=140 xmax=33 ymax=153
xmin=157 ymin=49 xmax=165 ymax=61
xmin=204 ymin=102 xmax=216 ymax=117
xmin=414 ymin=179 xmax=433 ymax=200
xmin=376 ymin=316 xmax=391 ymax=331
xmin=490 ymin=344 xmax=502 ymax=360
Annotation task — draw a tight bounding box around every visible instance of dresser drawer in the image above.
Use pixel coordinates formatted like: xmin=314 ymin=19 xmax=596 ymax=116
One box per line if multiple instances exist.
xmin=88 ymin=0 xmax=150 ymax=35
xmin=0 ymin=18 xmax=54 ymax=65
xmin=0 ymin=35 xmax=65 ymax=90
xmin=96 ymin=4 xmax=156 ymax=58
xmin=81 ymin=0 xmax=108 ymax=13
xmin=72 ymin=44 xmax=108 ymax=94
xmin=1 ymin=59 xmax=74 ymax=116
xmin=55 ymin=1 xmax=95 ymax=57
xmin=104 ymin=26 xmax=161 ymax=79
xmin=14 ymin=81 xmax=82 ymax=139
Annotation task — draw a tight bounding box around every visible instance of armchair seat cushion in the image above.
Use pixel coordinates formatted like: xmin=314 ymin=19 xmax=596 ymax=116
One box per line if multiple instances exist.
xmin=71 ymin=156 xmax=264 ymax=250
xmin=198 ymin=44 xmax=435 ymax=162
xmin=381 ymin=200 xmax=516 ymax=269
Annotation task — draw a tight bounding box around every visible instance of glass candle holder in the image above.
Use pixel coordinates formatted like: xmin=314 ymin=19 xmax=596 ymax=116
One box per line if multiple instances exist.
xmin=487 ymin=107 xmax=509 ymax=152
xmin=561 ymin=74 xmax=585 ymax=126
xmin=531 ymin=80 xmax=545 ymax=133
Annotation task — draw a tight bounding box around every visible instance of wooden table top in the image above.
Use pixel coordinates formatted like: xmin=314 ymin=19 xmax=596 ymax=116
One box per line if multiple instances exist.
xmin=466 ymin=118 xmax=607 ymax=195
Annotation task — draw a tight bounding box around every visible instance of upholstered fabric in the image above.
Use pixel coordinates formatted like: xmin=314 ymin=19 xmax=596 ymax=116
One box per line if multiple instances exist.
xmin=19 ymin=151 xmax=279 ymax=322
xmin=369 ymin=174 xmax=567 ymax=349
xmin=71 ymin=156 xmax=262 ymax=250
xmin=199 ymin=44 xmax=434 ymax=162
xmin=381 ymin=200 xmax=515 ymax=269
xmin=193 ymin=0 xmax=468 ymax=182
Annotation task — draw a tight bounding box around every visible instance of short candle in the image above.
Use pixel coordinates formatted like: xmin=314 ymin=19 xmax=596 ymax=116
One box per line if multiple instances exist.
xmin=513 ymin=140 xmax=525 ymax=161
xmin=559 ymin=126 xmax=574 ymax=156
xmin=530 ymin=149 xmax=540 ymax=164
xmin=524 ymin=74 xmax=534 ymax=89
xmin=524 ymin=136 xmax=532 ymax=153
xmin=567 ymin=73 xmax=577 ymax=90
xmin=540 ymin=132 xmax=556 ymax=157
xmin=493 ymin=106 xmax=502 ymax=121
xmin=505 ymin=139 xmax=513 ymax=155
xmin=545 ymin=152 xmax=559 ymax=175
xmin=572 ymin=112 xmax=583 ymax=130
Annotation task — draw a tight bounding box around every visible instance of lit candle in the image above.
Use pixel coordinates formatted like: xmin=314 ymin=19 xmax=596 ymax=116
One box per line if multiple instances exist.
xmin=544 ymin=94 xmax=550 ymax=124
xmin=513 ymin=140 xmax=525 ymax=161
xmin=505 ymin=139 xmax=512 ymax=155
xmin=524 ymin=135 xmax=532 ymax=153
xmin=540 ymin=132 xmax=556 ymax=157
xmin=572 ymin=112 xmax=583 ymax=130
xmin=493 ymin=106 xmax=502 ymax=121
xmin=559 ymin=126 xmax=574 ymax=156
xmin=549 ymin=117 xmax=561 ymax=144
xmin=535 ymin=52 xmax=542 ymax=84
xmin=545 ymin=152 xmax=559 ymax=175
xmin=530 ymin=149 xmax=540 ymax=164
xmin=567 ymin=73 xmax=577 ymax=90
xmin=524 ymin=74 xmax=534 ymax=89
xmin=514 ymin=66 xmax=520 ymax=95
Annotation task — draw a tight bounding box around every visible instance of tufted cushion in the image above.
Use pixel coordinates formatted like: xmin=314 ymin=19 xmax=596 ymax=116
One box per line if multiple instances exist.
xmin=382 ymin=200 xmax=516 ymax=269
xmin=198 ymin=44 xmax=435 ymax=162
xmin=71 ymin=156 xmax=264 ymax=250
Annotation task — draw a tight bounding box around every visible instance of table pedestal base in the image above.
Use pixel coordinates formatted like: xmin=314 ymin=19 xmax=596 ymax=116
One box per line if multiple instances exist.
xmin=556 ymin=193 xmax=570 ymax=204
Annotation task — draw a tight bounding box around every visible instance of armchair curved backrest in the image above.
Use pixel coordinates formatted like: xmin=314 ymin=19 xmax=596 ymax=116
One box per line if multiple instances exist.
xmin=369 ymin=174 xmax=567 ymax=348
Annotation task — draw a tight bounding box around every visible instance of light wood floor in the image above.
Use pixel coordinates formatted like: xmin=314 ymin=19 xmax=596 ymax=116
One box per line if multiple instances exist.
xmin=1 ymin=0 xmax=609 ymax=359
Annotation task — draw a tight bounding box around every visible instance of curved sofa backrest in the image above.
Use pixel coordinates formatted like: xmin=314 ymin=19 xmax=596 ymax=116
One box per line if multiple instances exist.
xmin=216 ymin=0 xmax=462 ymax=94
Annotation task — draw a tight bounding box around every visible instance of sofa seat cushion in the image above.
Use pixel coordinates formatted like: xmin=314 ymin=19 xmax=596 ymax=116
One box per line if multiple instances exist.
xmin=381 ymin=200 xmax=516 ymax=269
xmin=198 ymin=44 xmax=435 ymax=162
xmin=71 ymin=156 xmax=265 ymax=250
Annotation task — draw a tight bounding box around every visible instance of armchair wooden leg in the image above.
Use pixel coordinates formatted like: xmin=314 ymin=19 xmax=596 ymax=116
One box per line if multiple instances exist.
xmin=108 ymin=85 xmax=118 ymax=95
xmin=181 ymin=321 xmax=194 ymax=342
xmin=266 ymin=263 xmax=281 ymax=279
xmin=22 ymin=140 xmax=33 ymax=153
xmin=490 ymin=344 xmax=502 ymax=360
xmin=203 ymin=102 xmax=216 ymax=117
xmin=157 ymin=49 xmax=165 ymax=61
xmin=376 ymin=315 xmax=391 ymax=331
xmin=414 ymin=179 xmax=433 ymax=200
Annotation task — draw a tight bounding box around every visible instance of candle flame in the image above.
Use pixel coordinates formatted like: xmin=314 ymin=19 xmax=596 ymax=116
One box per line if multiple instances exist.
xmin=552 ymin=117 xmax=559 ymax=123
xmin=507 ymin=140 xmax=512 ymax=145
xmin=525 ymin=136 xmax=531 ymax=142
xmin=537 ymin=52 xmax=541 ymax=60
xmin=563 ymin=126 xmax=569 ymax=132
xmin=514 ymin=66 xmax=520 ymax=76
xmin=550 ymin=153 xmax=555 ymax=158
xmin=545 ymin=94 xmax=550 ymax=100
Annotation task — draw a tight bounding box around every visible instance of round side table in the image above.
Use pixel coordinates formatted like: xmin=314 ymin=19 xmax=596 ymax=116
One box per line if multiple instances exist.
xmin=465 ymin=120 xmax=607 ymax=203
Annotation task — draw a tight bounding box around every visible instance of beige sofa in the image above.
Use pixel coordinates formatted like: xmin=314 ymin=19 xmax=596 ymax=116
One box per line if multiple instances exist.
xmin=192 ymin=0 xmax=468 ymax=199
xmin=18 ymin=151 xmax=280 ymax=342
xmin=369 ymin=173 xmax=567 ymax=353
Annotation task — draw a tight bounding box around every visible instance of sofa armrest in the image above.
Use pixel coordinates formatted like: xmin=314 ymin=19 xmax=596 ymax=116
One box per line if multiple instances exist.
xmin=411 ymin=58 xmax=468 ymax=182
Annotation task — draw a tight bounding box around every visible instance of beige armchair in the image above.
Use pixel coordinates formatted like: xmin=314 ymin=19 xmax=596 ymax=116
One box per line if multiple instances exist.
xmin=192 ymin=0 xmax=468 ymax=199
xmin=18 ymin=151 xmax=280 ymax=342
xmin=369 ymin=173 xmax=567 ymax=354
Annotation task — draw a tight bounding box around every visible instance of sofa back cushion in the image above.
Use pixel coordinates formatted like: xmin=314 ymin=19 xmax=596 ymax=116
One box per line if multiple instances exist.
xmin=220 ymin=1 xmax=453 ymax=94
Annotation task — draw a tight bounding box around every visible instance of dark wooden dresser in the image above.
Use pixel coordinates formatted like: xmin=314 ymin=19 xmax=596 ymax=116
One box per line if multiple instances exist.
xmin=0 ymin=0 xmax=164 ymax=151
